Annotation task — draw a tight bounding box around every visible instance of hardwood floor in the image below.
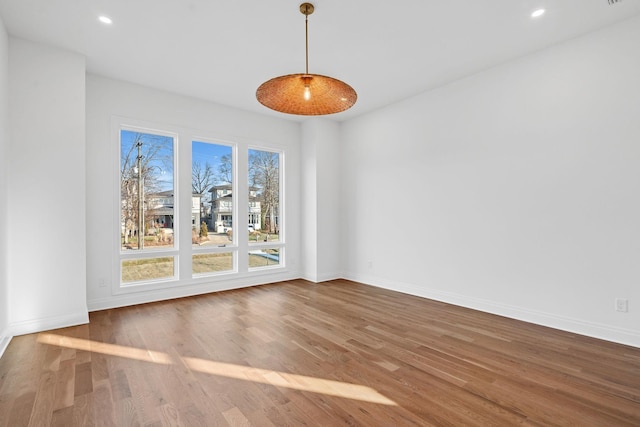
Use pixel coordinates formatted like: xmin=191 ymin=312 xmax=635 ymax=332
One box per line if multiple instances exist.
xmin=1 ymin=279 xmax=639 ymax=426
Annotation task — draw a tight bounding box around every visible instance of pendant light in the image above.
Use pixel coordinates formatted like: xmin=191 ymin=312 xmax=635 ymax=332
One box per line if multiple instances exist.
xmin=256 ymin=3 xmax=357 ymax=116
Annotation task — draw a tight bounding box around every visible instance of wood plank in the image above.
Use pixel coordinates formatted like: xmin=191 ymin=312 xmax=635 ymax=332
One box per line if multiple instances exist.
xmin=73 ymin=362 xmax=93 ymax=397
xmin=52 ymin=358 xmax=75 ymax=411
xmin=0 ymin=279 xmax=638 ymax=425
xmin=2 ymin=391 xmax=36 ymax=427
xmin=27 ymin=371 xmax=56 ymax=427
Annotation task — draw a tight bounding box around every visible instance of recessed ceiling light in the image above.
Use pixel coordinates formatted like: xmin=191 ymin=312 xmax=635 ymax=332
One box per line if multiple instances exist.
xmin=531 ymin=9 xmax=545 ymax=18
xmin=98 ymin=15 xmax=113 ymax=25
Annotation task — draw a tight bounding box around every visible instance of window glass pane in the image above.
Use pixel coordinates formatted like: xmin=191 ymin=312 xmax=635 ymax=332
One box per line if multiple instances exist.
xmin=120 ymin=130 xmax=174 ymax=251
xmin=249 ymin=248 xmax=280 ymax=268
xmin=248 ymin=149 xmax=280 ymax=242
xmin=193 ymin=141 xmax=233 ymax=246
xmin=192 ymin=253 xmax=234 ymax=274
xmin=122 ymin=257 xmax=175 ymax=283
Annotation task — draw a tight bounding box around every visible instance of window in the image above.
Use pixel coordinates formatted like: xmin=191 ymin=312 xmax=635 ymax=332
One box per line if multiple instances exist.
xmin=248 ymin=149 xmax=283 ymax=269
xmin=192 ymin=140 xmax=235 ymax=276
xmin=122 ymin=257 xmax=175 ymax=284
xmin=119 ymin=128 xmax=177 ymax=284
xmin=249 ymin=248 xmax=281 ymax=267
xmin=116 ymin=121 xmax=286 ymax=290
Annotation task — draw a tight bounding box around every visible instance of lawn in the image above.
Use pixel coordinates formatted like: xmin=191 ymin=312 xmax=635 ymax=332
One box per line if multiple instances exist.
xmin=122 ymin=251 xmax=279 ymax=283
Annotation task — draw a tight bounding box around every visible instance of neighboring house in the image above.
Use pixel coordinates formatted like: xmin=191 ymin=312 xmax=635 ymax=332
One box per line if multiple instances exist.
xmin=210 ymin=184 xmax=261 ymax=233
xmin=147 ymin=190 xmax=202 ymax=231
xmin=191 ymin=193 xmax=203 ymax=231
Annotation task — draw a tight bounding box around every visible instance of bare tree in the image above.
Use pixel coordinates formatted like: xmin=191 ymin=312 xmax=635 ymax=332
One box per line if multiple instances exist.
xmin=249 ymin=150 xmax=279 ymax=233
xmin=192 ymin=161 xmax=215 ymax=194
xmin=216 ymin=154 xmax=232 ymax=184
xmin=192 ymin=161 xmax=215 ymax=223
xmin=120 ymin=132 xmax=173 ymax=247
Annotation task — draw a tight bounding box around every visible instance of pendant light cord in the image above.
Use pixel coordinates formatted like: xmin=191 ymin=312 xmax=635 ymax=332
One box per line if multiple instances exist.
xmin=305 ymin=13 xmax=309 ymax=74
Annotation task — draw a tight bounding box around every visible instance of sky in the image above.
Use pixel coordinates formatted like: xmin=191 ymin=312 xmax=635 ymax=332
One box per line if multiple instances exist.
xmin=122 ymin=132 xmax=277 ymax=195
xmin=121 ymin=131 xmax=234 ymax=193
xmin=192 ymin=140 xmax=232 ymax=185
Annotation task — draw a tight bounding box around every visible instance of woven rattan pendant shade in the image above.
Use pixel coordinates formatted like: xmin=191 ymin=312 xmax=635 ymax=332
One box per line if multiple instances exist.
xmin=257 ymin=73 xmax=357 ymax=116
xmin=256 ymin=3 xmax=357 ymax=116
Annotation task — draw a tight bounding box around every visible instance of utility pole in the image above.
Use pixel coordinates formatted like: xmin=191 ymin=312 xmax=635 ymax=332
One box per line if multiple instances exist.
xmin=136 ymin=141 xmax=144 ymax=250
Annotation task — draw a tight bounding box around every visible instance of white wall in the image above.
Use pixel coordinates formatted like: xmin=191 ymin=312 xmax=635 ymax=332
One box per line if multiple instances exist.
xmin=86 ymin=75 xmax=301 ymax=310
xmin=2 ymin=14 xmax=637 ymax=351
xmin=7 ymin=38 xmax=88 ymax=335
xmin=341 ymin=16 xmax=640 ymax=347
xmin=300 ymin=122 xmax=318 ymax=280
xmin=0 ymin=15 xmax=10 ymax=355
xmin=301 ymin=119 xmax=342 ymax=282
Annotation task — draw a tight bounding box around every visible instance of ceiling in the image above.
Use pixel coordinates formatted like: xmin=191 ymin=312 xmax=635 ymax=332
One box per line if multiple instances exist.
xmin=1 ymin=0 xmax=639 ymax=121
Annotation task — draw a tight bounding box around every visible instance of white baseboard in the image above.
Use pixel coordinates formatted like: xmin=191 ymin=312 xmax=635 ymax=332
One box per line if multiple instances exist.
xmin=88 ymin=271 xmax=300 ymax=312
xmin=317 ymin=272 xmax=342 ymax=283
xmin=0 ymin=331 xmax=11 ymax=359
xmin=302 ymin=272 xmax=342 ymax=283
xmin=345 ymin=272 xmax=640 ymax=349
xmin=8 ymin=309 xmax=89 ymax=337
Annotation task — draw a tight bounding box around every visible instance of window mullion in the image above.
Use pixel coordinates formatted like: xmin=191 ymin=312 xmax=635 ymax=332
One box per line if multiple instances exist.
xmin=177 ymin=131 xmax=192 ymax=280
xmin=236 ymin=146 xmax=249 ymax=273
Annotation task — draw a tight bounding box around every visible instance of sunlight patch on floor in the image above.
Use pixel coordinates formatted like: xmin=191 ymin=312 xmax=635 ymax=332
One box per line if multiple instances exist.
xmin=182 ymin=356 xmax=397 ymax=406
xmin=38 ymin=333 xmax=172 ymax=364
xmin=38 ymin=333 xmax=397 ymax=406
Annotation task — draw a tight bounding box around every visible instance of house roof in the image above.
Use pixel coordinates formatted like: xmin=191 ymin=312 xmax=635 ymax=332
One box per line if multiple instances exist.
xmin=210 ymin=185 xmax=259 ymax=193
xmin=148 ymin=207 xmax=174 ymax=216
xmin=148 ymin=191 xmax=202 ymax=198
xmin=149 ymin=190 xmax=174 ymax=197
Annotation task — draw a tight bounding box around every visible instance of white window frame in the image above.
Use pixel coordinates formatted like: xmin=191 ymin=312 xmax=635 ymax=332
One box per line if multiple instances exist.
xmin=191 ymin=137 xmax=238 ymax=278
xmin=247 ymin=146 xmax=285 ymax=272
xmin=115 ymin=122 xmax=180 ymax=292
xmin=112 ymin=117 xmax=287 ymax=296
